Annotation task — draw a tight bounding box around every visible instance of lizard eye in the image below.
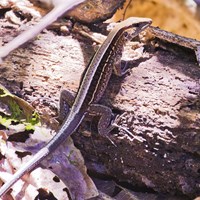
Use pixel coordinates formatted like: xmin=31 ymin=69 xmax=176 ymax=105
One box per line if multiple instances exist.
xmin=123 ymin=31 xmax=129 ymax=38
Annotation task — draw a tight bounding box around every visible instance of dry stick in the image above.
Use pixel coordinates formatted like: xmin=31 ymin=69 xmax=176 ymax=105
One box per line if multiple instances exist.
xmin=122 ymin=0 xmax=133 ymax=20
xmin=0 ymin=0 xmax=85 ymax=63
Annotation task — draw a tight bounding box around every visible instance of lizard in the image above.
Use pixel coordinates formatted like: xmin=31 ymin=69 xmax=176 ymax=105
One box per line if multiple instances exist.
xmin=0 ymin=17 xmax=152 ymax=197
xmin=0 ymin=0 xmax=86 ymax=62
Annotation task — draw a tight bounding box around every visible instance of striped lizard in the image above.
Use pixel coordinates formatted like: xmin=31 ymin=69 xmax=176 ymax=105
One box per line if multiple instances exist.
xmin=0 ymin=17 xmax=152 ymax=197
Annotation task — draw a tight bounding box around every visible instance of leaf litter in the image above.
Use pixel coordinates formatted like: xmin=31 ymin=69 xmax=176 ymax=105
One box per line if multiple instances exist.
xmin=0 ymin=84 xmax=98 ymax=199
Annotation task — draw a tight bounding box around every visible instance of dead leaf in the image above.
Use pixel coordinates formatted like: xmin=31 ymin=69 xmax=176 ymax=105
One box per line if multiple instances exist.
xmin=0 ymin=84 xmax=41 ymax=131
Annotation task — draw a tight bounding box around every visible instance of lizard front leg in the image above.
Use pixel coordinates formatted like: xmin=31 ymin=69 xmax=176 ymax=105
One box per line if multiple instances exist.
xmin=113 ymin=54 xmax=130 ymax=76
xmin=88 ymin=104 xmax=114 ymax=136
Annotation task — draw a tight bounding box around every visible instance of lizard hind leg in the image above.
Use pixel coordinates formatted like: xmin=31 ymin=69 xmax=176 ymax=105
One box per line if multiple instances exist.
xmin=58 ymin=90 xmax=75 ymax=122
